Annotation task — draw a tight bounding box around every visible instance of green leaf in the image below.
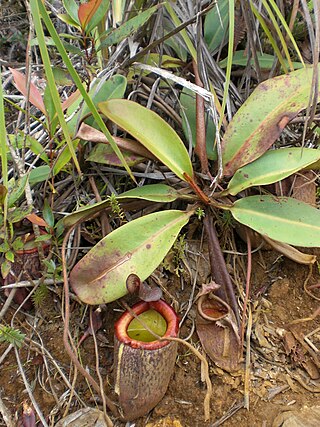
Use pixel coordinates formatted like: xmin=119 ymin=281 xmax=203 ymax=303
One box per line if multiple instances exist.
xmin=35 ymin=233 xmax=52 ymax=242
xmin=44 ymin=84 xmax=56 ymax=125
xmin=5 ymin=251 xmax=14 ymax=262
xmin=226 ymin=148 xmax=320 ymax=195
xmin=118 ymin=184 xmax=181 ymax=203
xmin=98 ymin=4 xmax=159 ymax=50
xmin=86 ymin=0 xmax=110 ymax=33
xmin=36 ymin=0 xmax=134 ymax=181
xmin=1 ymin=260 xmax=11 ymax=279
xmin=7 ymin=205 xmax=33 ymax=223
xmin=0 ymin=325 xmax=25 ymax=347
xmin=7 ymin=133 xmax=49 ymax=163
xmin=140 ymin=53 xmax=184 ymax=69
xmin=222 ymin=65 xmax=320 ymax=176
xmin=82 ymin=75 xmax=127 ymax=127
xmin=0 ymin=241 xmax=10 ymax=252
xmin=87 ymin=143 xmax=145 ymax=166
xmin=29 ymin=165 xmax=51 ymax=185
xmin=204 ymin=0 xmax=229 ymax=52
xmin=99 ymin=99 xmax=193 ymax=181
xmin=219 ymin=50 xmax=304 ymax=70
xmin=43 ymin=199 xmax=55 ymax=228
xmin=12 ymin=238 xmax=24 ymax=251
xmin=8 ymin=175 xmax=28 ymax=208
xmin=63 ymin=184 xmax=182 ymax=228
xmin=112 ymin=0 xmax=125 ymax=25
xmin=30 ymin=0 xmax=81 ymax=175
xmin=52 ymin=67 xmax=74 ymax=86
xmin=62 ymin=0 xmax=80 ymax=24
xmin=30 ymin=36 xmax=57 ymax=47
xmin=52 ymin=139 xmax=79 ymax=176
xmin=67 ymin=75 xmax=127 ymax=136
xmin=58 ymin=13 xmax=80 ymax=28
xmin=180 ymin=88 xmax=216 ymax=160
xmin=70 ymin=209 xmax=193 ymax=304
xmin=62 ymin=40 xmax=83 ymax=55
xmin=164 ymin=36 xmax=187 ymax=62
xmin=55 ymin=218 xmax=65 ymax=238
xmin=164 ymin=2 xmax=197 ymax=61
xmin=26 ymin=134 xmax=49 ymax=163
xmin=230 ymin=195 xmax=320 ymax=247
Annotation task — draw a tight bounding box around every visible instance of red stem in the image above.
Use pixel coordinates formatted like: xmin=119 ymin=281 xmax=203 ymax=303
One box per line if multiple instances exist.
xmin=203 ymin=213 xmax=240 ymax=326
xmin=192 ymin=60 xmax=209 ymax=175
xmin=183 ymin=173 xmax=210 ymax=205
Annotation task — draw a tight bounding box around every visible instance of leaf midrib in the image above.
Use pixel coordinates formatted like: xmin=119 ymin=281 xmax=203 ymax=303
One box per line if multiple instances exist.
xmin=87 ymin=212 xmax=190 ymax=284
xmin=224 ymin=68 xmax=314 ymax=163
xmin=233 ymin=206 xmax=319 ymax=230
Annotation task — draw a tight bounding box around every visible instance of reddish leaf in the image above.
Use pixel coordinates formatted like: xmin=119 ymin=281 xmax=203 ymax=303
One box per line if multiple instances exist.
xmin=78 ymin=0 xmax=102 ymax=31
xmin=0 ymin=184 xmax=8 ymax=206
xmin=9 ymin=68 xmax=46 ymax=115
xmin=77 ymin=308 xmax=103 ymax=347
xmin=61 ymin=89 xmax=81 ymax=111
xmin=125 ymin=274 xmax=163 ymax=301
xmin=222 ymin=65 xmax=320 ymax=176
xmin=22 ymin=402 xmax=36 ymax=427
xmin=77 ymin=123 xmax=156 ymax=159
xmin=86 ymin=143 xmax=146 ymax=167
xmin=196 ymin=294 xmax=241 ymax=372
xmin=138 ymin=281 xmax=163 ymax=302
xmin=26 ymin=213 xmax=49 ymax=228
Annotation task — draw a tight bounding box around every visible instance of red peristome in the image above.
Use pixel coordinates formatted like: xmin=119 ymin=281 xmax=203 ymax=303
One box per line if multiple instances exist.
xmin=16 ymin=230 xmax=51 ymax=255
xmin=114 ymin=300 xmax=179 ymax=350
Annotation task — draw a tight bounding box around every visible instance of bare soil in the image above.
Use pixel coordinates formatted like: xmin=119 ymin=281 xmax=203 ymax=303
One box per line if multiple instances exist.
xmin=1 ymin=245 xmax=319 ymax=427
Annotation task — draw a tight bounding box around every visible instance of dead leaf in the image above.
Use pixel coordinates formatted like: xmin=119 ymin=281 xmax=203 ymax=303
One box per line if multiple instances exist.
xmin=76 ymin=123 xmax=156 ymax=160
xmin=10 ymin=68 xmax=46 ymax=115
xmin=55 ymin=408 xmax=107 ymax=427
xmin=196 ymin=294 xmax=241 ymax=372
xmin=26 ymin=213 xmax=49 ymax=228
xmin=196 ymin=281 xmax=221 ymax=299
xmin=263 ymin=235 xmax=316 ymax=265
xmin=272 ymin=406 xmax=320 ymax=427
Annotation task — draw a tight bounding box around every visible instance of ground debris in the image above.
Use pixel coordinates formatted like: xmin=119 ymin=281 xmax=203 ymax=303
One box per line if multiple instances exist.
xmin=54 ymin=408 xmax=108 ymax=427
xmin=146 ymin=416 xmax=183 ymax=427
xmin=272 ymin=405 xmax=320 ymax=427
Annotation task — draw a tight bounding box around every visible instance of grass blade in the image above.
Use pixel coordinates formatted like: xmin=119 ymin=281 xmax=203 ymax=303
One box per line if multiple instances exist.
xmin=30 ymin=0 xmax=81 ymax=174
xmin=250 ymin=3 xmax=288 ymax=73
xmin=268 ymin=0 xmax=305 ymax=66
xmin=218 ymin=0 xmax=234 ymax=131
xmin=35 ymin=0 xmax=135 ymax=182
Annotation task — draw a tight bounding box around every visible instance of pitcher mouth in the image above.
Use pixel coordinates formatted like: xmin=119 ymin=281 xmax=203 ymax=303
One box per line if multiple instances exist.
xmin=114 ymin=300 xmax=179 ymax=350
xmin=197 ymin=294 xmax=230 ymax=322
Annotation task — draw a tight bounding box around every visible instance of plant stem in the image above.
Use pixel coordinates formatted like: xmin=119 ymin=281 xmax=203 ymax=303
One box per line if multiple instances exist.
xmin=193 ymin=60 xmax=209 ymax=175
xmin=203 ymin=213 xmax=240 ymax=326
